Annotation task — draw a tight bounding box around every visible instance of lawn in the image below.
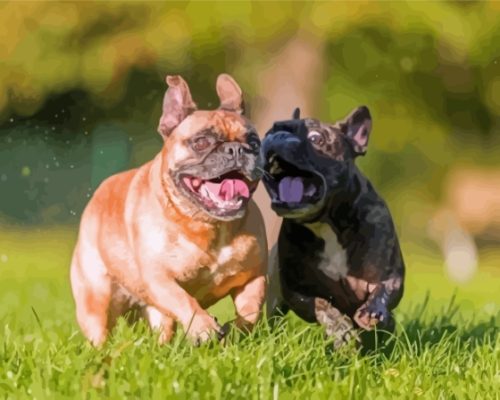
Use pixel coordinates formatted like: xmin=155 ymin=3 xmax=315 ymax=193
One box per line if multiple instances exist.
xmin=0 ymin=227 xmax=498 ymax=399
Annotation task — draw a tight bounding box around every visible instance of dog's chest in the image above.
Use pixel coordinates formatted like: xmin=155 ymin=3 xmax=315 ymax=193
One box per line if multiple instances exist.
xmin=207 ymin=243 xmax=243 ymax=279
xmin=175 ymin=227 xmax=257 ymax=294
xmin=305 ymin=222 xmax=349 ymax=281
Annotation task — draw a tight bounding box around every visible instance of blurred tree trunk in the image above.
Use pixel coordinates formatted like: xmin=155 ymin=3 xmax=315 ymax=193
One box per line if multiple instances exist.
xmin=251 ymin=33 xmax=325 ymax=249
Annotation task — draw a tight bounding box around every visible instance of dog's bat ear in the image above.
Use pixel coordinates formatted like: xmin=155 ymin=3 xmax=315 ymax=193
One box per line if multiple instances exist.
xmin=216 ymin=73 xmax=244 ymax=115
xmin=292 ymin=108 xmax=301 ymax=119
xmin=158 ymin=75 xmax=197 ymax=138
xmin=339 ymin=106 xmax=372 ymax=156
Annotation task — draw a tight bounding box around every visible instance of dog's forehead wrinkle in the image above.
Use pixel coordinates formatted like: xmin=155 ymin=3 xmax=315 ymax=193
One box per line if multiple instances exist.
xmin=211 ymin=110 xmax=245 ymax=128
xmin=304 ymin=120 xmax=340 ymax=139
xmin=191 ymin=127 xmax=218 ymax=139
xmin=304 ymin=118 xmax=320 ymax=126
xmin=176 ymin=110 xmax=247 ymax=141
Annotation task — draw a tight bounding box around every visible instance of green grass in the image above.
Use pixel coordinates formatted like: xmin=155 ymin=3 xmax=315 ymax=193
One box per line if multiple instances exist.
xmin=0 ymin=228 xmax=499 ymax=399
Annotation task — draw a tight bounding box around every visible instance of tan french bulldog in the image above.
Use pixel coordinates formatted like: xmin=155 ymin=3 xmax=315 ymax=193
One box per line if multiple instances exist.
xmin=70 ymin=74 xmax=267 ymax=346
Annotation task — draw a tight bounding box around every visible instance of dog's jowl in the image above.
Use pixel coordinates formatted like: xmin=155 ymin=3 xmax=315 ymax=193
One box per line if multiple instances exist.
xmin=70 ymin=74 xmax=267 ymax=346
xmin=261 ymin=107 xmax=405 ymax=347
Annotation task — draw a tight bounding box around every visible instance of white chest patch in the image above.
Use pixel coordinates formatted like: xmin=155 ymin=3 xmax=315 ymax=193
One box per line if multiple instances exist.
xmin=305 ymin=222 xmax=348 ymax=281
xmin=205 ymin=226 xmax=242 ymax=285
xmin=216 ymin=245 xmax=234 ymax=265
xmin=212 ymin=225 xmax=234 ymax=267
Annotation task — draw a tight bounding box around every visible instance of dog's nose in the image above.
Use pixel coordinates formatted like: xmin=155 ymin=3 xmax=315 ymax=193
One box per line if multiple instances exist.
xmin=221 ymin=142 xmax=244 ymax=157
xmin=261 ymin=131 xmax=302 ymax=160
xmin=272 ymin=132 xmax=301 ymax=144
xmin=217 ymin=142 xmax=247 ymax=168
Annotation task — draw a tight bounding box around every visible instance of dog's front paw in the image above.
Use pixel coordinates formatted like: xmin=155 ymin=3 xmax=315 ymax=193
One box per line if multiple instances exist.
xmin=354 ymin=299 xmax=390 ymax=331
xmin=185 ymin=313 xmax=224 ymax=345
xmin=314 ymin=298 xmax=360 ymax=349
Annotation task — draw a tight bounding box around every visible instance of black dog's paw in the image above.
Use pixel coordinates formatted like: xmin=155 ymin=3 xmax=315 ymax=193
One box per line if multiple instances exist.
xmin=354 ymin=296 xmax=391 ymax=331
xmin=217 ymin=322 xmax=231 ymax=341
xmin=314 ymin=298 xmax=360 ymax=349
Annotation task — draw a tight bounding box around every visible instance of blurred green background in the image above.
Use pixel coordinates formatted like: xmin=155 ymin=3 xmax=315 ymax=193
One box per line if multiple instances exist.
xmin=0 ymin=1 xmax=499 ymax=306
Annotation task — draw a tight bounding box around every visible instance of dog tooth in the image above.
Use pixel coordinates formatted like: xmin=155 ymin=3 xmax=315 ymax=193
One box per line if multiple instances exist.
xmin=201 ymin=185 xmax=217 ymax=204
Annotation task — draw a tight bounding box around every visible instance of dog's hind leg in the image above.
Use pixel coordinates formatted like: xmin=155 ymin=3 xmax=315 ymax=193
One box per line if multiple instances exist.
xmin=282 ymin=279 xmax=359 ymax=348
xmin=70 ymin=242 xmax=112 ymax=347
xmin=314 ymin=298 xmax=360 ymax=348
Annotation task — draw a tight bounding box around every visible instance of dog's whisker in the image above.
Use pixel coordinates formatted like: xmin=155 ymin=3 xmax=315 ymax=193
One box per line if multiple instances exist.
xmin=256 ymin=166 xmax=273 ymax=179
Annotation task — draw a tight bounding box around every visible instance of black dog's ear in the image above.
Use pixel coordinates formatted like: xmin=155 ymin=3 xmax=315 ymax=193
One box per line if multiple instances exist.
xmin=338 ymin=106 xmax=372 ymax=156
xmin=292 ymin=107 xmax=301 ymax=119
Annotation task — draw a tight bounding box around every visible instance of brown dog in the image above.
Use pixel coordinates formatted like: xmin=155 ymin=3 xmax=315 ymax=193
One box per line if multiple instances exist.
xmin=70 ymin=74 xmax=267 ymax=346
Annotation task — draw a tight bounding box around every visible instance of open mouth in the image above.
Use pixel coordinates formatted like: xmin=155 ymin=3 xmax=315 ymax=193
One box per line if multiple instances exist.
xmin=180 ymin=170 xmax=257 ymax=217
xmin=263 ymin=153 xmax=324 ymax=208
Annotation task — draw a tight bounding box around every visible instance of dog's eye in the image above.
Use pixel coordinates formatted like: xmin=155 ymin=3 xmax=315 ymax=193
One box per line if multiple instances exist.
xmin=192 ymin=136 xmax=213 ymax=151
xmin=307 ymin=131 xmax=325 ymax=146
xmin=244 ymin=131 xmax=261 ymax=152
xmin=247 ymin=139 xmax=260 ymax=152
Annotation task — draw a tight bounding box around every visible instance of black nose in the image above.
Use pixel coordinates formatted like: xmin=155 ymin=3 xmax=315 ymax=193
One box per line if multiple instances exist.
xmin=222 ymin=142 xmax=244 ymax=157
xmin=217 ymin=142 xmax=248 ymax=169
xmin=269 ymin=132 xmax=301 ymax=144
xmin=261 ymin=131 xmax=302 ymax=161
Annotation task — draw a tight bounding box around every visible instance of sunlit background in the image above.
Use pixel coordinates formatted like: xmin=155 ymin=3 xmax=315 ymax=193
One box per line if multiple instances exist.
xmin=1 ymin=1 xmax=499 ymax=320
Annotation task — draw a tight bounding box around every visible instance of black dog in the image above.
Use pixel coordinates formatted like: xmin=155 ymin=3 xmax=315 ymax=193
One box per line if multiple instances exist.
xmin=261 ymin=107 xmax=405 ymax=347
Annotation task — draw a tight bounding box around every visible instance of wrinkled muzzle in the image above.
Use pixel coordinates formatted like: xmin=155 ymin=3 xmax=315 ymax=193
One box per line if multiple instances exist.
xmin=175 ymin=141 xmax=261 ymax=221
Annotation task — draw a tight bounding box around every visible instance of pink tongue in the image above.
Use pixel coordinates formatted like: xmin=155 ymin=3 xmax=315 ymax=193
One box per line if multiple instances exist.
xmin=205 ymin=179 xmax=250 ymax=201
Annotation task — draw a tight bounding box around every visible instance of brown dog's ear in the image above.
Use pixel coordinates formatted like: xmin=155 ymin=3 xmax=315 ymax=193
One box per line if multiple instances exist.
xmin=338 ymin=106 xmax=372 ymax=156
xmin=216 ymin=73 xmax=244 ymax=114
xmin=158 ymin=75 xmax=197 ymax=138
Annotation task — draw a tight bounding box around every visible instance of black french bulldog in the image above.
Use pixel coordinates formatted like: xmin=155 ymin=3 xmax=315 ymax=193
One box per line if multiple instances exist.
xmin=261 ymin=107 xmax=405 ymax=347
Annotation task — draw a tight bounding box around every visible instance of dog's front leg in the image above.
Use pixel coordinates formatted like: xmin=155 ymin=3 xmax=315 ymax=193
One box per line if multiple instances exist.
xmin=231 ymin=275 xmax=266 ymax=331
xmin=144 ymin=277 xmax=223 ymax=344
xmin=353 ymin=276 xmax=403 ymax=332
